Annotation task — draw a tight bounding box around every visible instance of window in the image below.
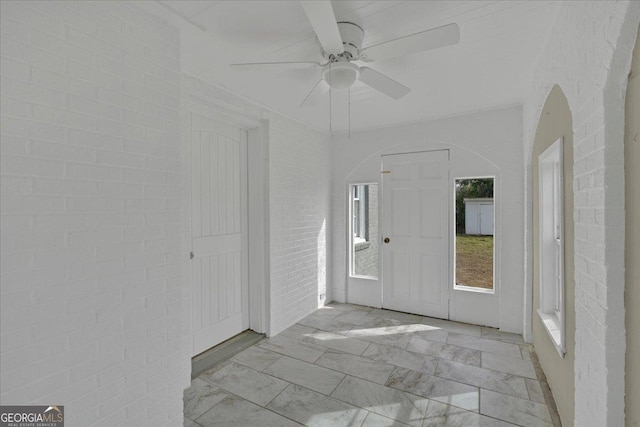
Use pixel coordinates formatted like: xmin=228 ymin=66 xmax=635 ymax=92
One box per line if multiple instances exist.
xmin=350 ymin=184 xmax=378 ymax=278
xmin=353 ymin=184 xmax=368 ymax=243
xmin=538 ymin=138 xmax=565 ymax=356
xmin=454 ymin=177 xmax=495 ymax=292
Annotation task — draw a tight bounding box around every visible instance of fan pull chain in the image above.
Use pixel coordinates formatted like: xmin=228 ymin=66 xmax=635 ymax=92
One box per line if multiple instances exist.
xmin=348 ymin=87 xmax=351 ymax=138
xmin=329 ymin=63 xmax=332 ymax=133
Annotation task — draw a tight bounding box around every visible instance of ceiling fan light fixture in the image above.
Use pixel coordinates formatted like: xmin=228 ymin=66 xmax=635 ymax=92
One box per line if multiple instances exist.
xmin=322 ymin=62 xmax=360 ymax=90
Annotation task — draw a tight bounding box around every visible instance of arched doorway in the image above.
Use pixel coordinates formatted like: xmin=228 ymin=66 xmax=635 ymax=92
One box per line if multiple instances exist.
xmin=531 ymin=85 xmax=575 ymax=427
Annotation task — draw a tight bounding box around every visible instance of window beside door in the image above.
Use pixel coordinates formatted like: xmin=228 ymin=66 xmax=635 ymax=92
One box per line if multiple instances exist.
xmin=454 ymin=177 xmax=495 ymax=291
xmin=350 ymin=183 xmax=378 ymax=279
xmin=538 ymin=138 xmax=565 ymax=356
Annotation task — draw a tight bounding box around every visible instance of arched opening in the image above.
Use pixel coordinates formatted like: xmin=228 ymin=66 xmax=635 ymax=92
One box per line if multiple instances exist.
xmin=531 ymin=84 xmax=574 ymax=427
xmin=625 ymin=24 xmax=640 ymax=427
xmin=342 ymin=136 xmax=504 ymax=328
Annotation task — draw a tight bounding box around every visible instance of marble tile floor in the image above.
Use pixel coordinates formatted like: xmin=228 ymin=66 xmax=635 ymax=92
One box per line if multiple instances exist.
xmin=185 ymin=303 xmax=561 ymax=427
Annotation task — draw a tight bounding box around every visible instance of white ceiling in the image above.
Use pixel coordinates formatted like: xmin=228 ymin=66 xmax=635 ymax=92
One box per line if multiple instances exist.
xmin=150 ymin=1 xmax=559 ymax=132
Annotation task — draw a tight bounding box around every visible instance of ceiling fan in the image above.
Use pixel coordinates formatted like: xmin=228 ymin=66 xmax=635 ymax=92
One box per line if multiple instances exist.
xmin=232 ymin=1 xmax=460 ymax=114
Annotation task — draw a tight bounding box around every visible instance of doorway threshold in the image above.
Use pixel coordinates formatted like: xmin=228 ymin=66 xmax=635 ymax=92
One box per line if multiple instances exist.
xmin=191 ymin=330 xmax=264 ymax=379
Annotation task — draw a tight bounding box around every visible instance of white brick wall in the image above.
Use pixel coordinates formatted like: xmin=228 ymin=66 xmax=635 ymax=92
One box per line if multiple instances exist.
xmin=523 ymin=2 xmax=640 ymax=425
xmin=267 ymin=114 xmax=331 ymax=335
xmin=0 ymin=2 xmax=190 ymax=426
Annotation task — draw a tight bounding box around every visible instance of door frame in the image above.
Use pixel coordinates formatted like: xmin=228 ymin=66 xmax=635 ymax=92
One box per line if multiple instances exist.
xmin=185 ymin=90 xmax=270 ymax=346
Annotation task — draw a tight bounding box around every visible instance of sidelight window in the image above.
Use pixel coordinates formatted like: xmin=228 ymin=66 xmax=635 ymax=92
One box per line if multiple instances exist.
xmin=454 ymin=177 xmax=495 ymax=292
xmin=350 ymin=183 xmax=378 ymax=279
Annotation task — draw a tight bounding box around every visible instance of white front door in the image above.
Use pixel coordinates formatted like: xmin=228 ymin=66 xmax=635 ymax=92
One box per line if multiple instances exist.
xmin=381 ymin=150 xmax=450 ymax=319
xmin=191 ymin=113 xmax=249 ymax=356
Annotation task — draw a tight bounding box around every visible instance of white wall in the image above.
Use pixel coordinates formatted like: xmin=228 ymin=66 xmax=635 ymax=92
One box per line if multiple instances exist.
xmin=0 ymin=1 xmax=190 ymax=425
xmin=522 ymin=2 xmax=640 ymax=425
xmin=267 ymin=115 xmax=331 ymax=335
xmin=331 ymin=106 xmax=524 ymax=333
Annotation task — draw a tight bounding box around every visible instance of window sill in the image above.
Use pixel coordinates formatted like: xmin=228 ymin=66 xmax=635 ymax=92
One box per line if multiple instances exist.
xmin=354 ymin=239 xmax=370 ymax=251
xmin=537 ymin=309 xmax=565 ymax=357
xmin=350 ymin=274 xmax=378 ymax=281
xmin=453 ymin=283 xmax=495 ymax=294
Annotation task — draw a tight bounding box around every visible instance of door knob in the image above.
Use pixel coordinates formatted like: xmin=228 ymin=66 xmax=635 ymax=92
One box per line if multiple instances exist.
xmin=383 ymin=237 xmax=390 ymax=244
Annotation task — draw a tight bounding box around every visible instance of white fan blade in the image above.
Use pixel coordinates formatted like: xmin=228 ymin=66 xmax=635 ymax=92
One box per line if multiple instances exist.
xmin=361 ymin=23 xmax=459 ymax=62
xmin=300 ymin=1 xmax=343 ymax=55
xmin=300 ymin=78 xmax=328 ymax=107
xmin=231 ymin=61 xmax=322 ymax=71
xmin=359 ymin=67 xmax=410 ymax=100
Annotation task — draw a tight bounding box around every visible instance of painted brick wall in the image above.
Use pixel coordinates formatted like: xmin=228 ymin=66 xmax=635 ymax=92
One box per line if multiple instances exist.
xmin=267 ymin=114 xmax=331 ymax=335
xmin=0 ymin=2 xmax=190 ymax=425
xmin=522 ymin=2 xmax=640 ymax=425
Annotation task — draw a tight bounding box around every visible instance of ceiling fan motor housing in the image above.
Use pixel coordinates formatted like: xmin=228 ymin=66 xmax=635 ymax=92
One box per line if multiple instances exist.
xmin=322 ymin=22 xmax=364 ymax=61
xmin=320 ymin=22 xmax=364 ymax=90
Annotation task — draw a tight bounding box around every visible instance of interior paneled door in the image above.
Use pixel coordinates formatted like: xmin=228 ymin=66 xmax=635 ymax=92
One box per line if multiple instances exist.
xmin=191 ymin=113 xmax=248 ymax=356
xmin=381 ymin=150 xmax=450 ymax=319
